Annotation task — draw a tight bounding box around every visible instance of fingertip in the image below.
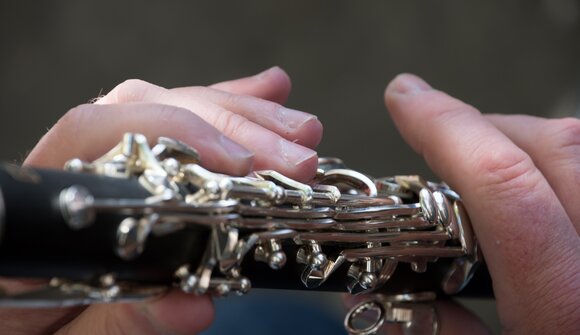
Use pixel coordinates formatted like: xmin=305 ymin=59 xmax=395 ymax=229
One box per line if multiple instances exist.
xmin=261 ymin=65 xmax=291 ymax=87
xmin=280 ymin=138 xmax=317 ymax=168
xmin=294 ymin=152 xmax=319 ymax=182
xmin=384 ymin=74 xmax=434 ymax=133
xmin=257 ymin=66 xmax=289 ymax=82
xmin=288 ymin=116 xmax=324 ymax=149
xmin=214 ymin=134 xmax=254 ymax=175
xmin=188 ymin=143 xmax=254 ymax=177
xmin=251 ymin=139 xmax=318 ymax=182
xmin=385 ymin=73 xmax=432 ymax=98
xmin=255 ymin=66 xmax=292 ymax=104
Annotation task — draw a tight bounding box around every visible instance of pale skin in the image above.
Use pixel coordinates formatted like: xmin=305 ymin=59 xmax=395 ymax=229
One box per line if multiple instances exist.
xmin=6 ymin=67 xmax=323 ymax=335
xmin=346 ymin=74 xmax=580 ymax=335
xmin=3 ymin=69 xmax=579 ymax=334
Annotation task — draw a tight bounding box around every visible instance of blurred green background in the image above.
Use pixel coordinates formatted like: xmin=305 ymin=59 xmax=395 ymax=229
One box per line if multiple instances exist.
xmin=1 ymin=1 xmax=579 ymax=334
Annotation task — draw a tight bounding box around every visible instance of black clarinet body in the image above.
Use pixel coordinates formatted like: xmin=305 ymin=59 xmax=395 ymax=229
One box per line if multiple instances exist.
xmin=0 ymin=165 xmax=209 ymax=285
xmin=0 ymin=133 xmax=493 ymax=332
xmin=241 ymin=247 xmax=493 ymax=297
xmin=0 ymin=163 xmax=492 ymax=298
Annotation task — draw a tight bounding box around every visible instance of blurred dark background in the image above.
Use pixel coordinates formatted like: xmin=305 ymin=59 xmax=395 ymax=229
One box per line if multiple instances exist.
xmin=1 ymin=1 xmax=579 ymax=334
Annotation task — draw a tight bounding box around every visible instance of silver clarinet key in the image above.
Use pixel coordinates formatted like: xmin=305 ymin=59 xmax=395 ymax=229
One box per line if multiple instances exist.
xmin=0 ymin=133 xmax=484 ymax=335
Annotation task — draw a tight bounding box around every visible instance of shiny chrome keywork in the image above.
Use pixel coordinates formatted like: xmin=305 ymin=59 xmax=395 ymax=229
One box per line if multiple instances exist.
xmin=1 ymin=133 xmax=482 ymax=334
xmin=345 ymin=292 xmax=440 ymax=335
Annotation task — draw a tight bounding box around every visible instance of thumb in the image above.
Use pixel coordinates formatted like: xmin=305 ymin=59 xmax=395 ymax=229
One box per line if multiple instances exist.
xmin=55 ymin=290 xmax=214 ymax=335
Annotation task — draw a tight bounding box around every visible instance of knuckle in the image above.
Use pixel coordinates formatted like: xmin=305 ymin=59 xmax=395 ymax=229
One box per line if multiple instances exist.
xmin=154 ymin=104 xmax=194 ymax=130
xmin=111 ymin=78 xmax=153 ymax=102
xmin=187 ymin=85 xmax=232 ymax=105
xmin=263 ymin=101 xmax=283 ymax=117
xmin=545 ymin=117 xmax=580 ymax=156
xmin=220 ymin=90 xmax=243 ymax=106
xmin=187 ymin=85 xmax=212 ymax=96
xmin=214 ymin=111 xmax=251 ymax=138
xmin=473 ymin=147 xmax=542 ymax=199
xmin=221 ymin=90 xmax=283 ymax=117
xmin=432 ymin=104 xmax=480 ymax=126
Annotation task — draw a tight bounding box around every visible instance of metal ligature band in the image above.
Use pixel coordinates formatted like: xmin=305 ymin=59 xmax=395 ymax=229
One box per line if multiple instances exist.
xmin=0 ymin=133 xmax=490 ymax=335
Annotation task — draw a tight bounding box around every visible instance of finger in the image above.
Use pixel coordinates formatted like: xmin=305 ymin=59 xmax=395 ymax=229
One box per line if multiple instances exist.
xmin=0 ymin=278 xmax=87 ymax=334
xmin=55 ymin=290 xmax=213 ymax=335
xmin=385 ymin=74 xmax=580 ymax=333
xmin=24 ymin=103 xmax=253 ymax=176
xmin=343 ymin=295 xmax=490 ymax=335
xmin=95 ymin=80 xmax=320 ymax=181
xmin=0 ymin=305 xmax=84 ymax=334
xmin=206 ymin=66 xmax=321 ymax=148
xmin=486 ymin=114 xmax=580 ymax=232
xmin=205 ymin=66 xmax=292 ymax=104
xmin=201 ymin=66 xmax=322 ymax=148
xmin=98 ymin=77 xmax=322 ymax=149
xmin=169 ymin=85 xmax=322 ymax=149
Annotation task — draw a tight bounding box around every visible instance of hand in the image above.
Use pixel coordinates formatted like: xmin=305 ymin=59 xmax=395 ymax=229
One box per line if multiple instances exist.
xmin=26 ymin=66 xmax=323 ymax=181
xmin=346 ymin=74 xmax=580 ymax=334
xmin=3 ymin=67 xmax=323 ymax=335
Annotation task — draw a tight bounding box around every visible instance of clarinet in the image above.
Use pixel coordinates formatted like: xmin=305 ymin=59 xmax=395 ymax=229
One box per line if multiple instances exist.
xmin=0 ymin=133 xmax=491 ymax=335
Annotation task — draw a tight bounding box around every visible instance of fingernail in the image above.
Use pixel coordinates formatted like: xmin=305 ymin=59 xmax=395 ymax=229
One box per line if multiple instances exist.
xmin=255 ymin=66 xmax=281 ymax=80
xmin=391 ymin=73 xmax=432 ymax=95
xmin=219 ymin=135 xmax=254 ymax=161
xmin=279 ymin=139 xmax=317 ymax=167
xmin=277 ymin=107 xmax=319 ymax=131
